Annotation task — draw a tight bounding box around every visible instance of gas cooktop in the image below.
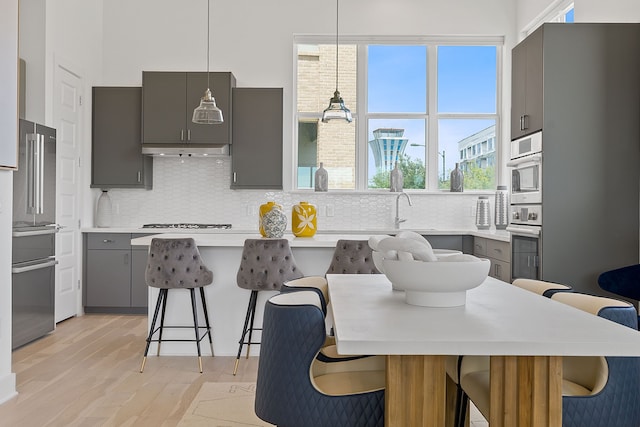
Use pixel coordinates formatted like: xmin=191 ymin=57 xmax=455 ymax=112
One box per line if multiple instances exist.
xmin=142 ymin=223 xmax=232 ymax=229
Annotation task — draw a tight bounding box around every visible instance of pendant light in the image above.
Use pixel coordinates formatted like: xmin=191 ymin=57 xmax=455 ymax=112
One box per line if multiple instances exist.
xmin=192 ymin=0 xmax=223 ymax=124
xmin=321 ymin=0 xmax=352 ymax=123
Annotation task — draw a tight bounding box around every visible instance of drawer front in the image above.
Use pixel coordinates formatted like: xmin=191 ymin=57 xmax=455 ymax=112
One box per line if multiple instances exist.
xmin=490 ymin=259 xmax=511 ymax=283
xmin=487 ymin=239 xmax=510 ymax=263
xmin=473 ymin=238 xmax=487 ymax=256
xmin=87 ymin=233 xmax=131 ymax=250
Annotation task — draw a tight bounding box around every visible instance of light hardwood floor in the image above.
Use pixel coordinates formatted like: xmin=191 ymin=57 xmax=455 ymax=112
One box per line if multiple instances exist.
xmin=0 ymin=314 xmax=258 ymax=427
xmin=1 ymin=314 xmax=488 ymax=427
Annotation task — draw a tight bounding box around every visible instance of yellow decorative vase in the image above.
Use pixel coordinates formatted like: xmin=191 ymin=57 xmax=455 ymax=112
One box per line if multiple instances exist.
xmin=292 ymin=202 xmax=317 ymax=237
xmin=259 ymin=201 xmax=283 ymax=237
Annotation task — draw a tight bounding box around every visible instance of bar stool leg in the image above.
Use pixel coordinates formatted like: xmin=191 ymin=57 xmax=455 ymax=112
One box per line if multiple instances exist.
xmin=156 ymin=289 xmax=169 ymax=356
xmin=141 ymin=288 xmax=165 ymax=373
xmin=234 ymin=290 xmax=258 ymax=375
xmin=189 ymin=288 xmax=203 ymax=373
xmin=245 ymin=290 xmax=259 ymax=359
xmin=199 ymin=287 xmax=214 ymax=357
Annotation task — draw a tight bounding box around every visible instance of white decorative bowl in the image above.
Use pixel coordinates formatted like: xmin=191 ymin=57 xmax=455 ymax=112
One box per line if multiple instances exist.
xmin=382 ymin=257 xmax=490 ymax=307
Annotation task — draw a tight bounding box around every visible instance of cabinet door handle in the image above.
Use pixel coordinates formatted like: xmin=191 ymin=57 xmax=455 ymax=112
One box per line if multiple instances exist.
xmin=522 ymin=114 xmax=528 ymax=130
xmin=187 ymin=129 xmax=191 ymax=141
xmin=233 ymin=172 xmax=237 ymax=183
xmin=103 ymin=239 xmax=114 ymax=243
xmin=124 ymin=253 xmax=129 ymax=265
xmin=180 ymin=129 xmax=185 ymax=141
xmin=137 ymin=171 xmax=142 ymax=182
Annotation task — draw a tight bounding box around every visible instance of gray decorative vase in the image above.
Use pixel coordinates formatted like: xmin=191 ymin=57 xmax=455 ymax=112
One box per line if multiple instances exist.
xmin=262 ymin=208 xmax=287 ymax=238
xmin=96 ymin=190 xmax=113 ymax=228
xmin=450 ymin=163 xmax=464 ymax=192
xmin=315 ymin=162 xmax=328 ymax=192
xmin=390 ymin=163 xmax=404 ymax=192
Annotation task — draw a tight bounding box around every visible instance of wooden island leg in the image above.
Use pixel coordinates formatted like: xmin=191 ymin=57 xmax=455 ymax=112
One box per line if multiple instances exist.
xmin=489 ymin=355 xmax=562 ymax=427
xmin=385 ymin=355 xmax=446 ymax=427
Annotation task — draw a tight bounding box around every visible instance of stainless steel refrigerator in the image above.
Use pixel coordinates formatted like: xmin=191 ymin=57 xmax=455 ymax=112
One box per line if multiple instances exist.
xmin=12 ymin=119 xmax=58 ymax=349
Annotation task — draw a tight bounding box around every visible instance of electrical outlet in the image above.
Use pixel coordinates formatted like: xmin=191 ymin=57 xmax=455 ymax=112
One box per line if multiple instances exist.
xmin=326 ymin=204 xmax=335 ymax=217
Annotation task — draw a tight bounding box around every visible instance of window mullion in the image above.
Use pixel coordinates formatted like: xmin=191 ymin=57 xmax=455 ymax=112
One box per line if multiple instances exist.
xmin=427 ymin=44 xmax=439 ymax=190
xmin=356 ymin=43 xmax=368 ymax=191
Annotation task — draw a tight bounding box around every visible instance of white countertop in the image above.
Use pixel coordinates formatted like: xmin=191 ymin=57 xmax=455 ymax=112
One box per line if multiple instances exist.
xmin=85 ymin=227 xmax=511 ymax=243
xmin=327 ymin=274 xmax=640 ymax=356
xmin=130 ymin=233 xmax=391 ymax=248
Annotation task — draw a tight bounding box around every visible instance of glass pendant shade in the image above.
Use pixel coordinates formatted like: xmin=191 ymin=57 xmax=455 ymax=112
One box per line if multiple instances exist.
xmin=322 ymin=0 xmax=352 ymax=124
xmin=192 ymin=88 xmax=223 ymax=124
xmin=192 ymin=0 xmax=223 ymax=125
xmin=322 ymin=90 xmax=352 ymax=123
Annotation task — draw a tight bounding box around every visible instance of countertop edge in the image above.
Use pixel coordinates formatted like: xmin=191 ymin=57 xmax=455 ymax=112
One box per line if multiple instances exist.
xmin=83 ymin=228 xmax=510 ymax=243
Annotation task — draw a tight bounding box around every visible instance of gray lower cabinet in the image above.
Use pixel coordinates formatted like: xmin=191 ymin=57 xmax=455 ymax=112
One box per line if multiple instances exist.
xmin=131 ymin=246 xmax=149 ymax=307
xmin=84 ymin=233 xmax=150 ymax=313
xmin=421 ymin=235 xmax=474 ymax=254
xmin=91 ymin=87 xmax=152 ymax=189
xmin=474 ymin=237 xmax=511 ymax=283
xmin=231 ymin=87 xmax=283 ymax=189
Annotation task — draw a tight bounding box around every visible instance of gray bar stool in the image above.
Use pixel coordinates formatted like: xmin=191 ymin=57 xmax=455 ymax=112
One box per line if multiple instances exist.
xmin=234 ymin=238 xmax=303 ymax=375
xmin=140 ymin=238 xmax=214 ymax=373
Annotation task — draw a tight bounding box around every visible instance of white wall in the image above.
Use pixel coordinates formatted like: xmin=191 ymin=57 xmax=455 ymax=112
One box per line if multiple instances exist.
xmin=577 ymin=0 xmax=640 ymax=22
xmin=86 ymin=0 xmax=518 ymax=230
xmin=0 ymin=0 xmax=18 ymax=405
xmin=516 ymin=0 xmax=640 ymax=36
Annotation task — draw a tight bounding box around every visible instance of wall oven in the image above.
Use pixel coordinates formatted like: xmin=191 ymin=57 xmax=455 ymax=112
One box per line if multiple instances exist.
xmin=507 ymin=205 xmax=541 ymax=280
xmin=508 ymin=131 xmax=542 ymax=204
xmin=507 ymin=131 xmax=543 ymax=281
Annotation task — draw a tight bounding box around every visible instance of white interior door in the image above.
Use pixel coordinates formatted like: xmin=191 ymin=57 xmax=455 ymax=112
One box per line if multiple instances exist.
xmin=53 ymin=63 xmax=82 ymax=322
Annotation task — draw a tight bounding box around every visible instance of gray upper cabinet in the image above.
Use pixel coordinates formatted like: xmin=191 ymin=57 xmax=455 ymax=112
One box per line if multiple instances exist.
xmin=91 ymin=87 xmax=152 ymax=189
xmin=231 ymin=87 xmax=283 ymax=189
xmin=142 ymin=71 xmax=235 ymax=145
xmin=510 ymin=26 xmax=543 ymax=140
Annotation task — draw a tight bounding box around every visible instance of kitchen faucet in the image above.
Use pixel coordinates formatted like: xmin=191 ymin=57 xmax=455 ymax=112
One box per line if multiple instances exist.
xmin=394 ymin=192 xmax=413 ymax=229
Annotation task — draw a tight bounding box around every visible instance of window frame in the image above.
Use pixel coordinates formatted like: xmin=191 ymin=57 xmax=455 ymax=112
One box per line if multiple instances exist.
xmin=293 ymin=35 xmax=504 ymax=192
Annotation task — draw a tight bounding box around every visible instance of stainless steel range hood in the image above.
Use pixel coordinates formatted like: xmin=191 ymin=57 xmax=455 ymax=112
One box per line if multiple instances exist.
xmin=141 ymin=143 xmax=229 ymax=157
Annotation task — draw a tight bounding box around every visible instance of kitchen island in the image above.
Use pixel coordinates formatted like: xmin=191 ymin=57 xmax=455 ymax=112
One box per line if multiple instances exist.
xmin=129 ymin=233 xmax=383 ymax=356
xmin=117 ymin=229 xmax=509 ymax=356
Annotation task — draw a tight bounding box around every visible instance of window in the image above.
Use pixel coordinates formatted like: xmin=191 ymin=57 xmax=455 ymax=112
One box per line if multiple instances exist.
xmin=296 ymin=43 xmax=357 ymax=190
xmin=295 ymin=38 xmax=501 ymax=191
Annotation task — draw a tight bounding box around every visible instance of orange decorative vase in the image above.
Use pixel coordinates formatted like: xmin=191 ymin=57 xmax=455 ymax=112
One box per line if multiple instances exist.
xmin=259 ymin=201 xmax=283 ymax=237
xmin=292 ymin=202 xmax=317 ymax=237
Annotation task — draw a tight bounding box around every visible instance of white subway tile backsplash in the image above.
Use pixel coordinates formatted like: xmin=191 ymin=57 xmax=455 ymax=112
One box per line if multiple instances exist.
xmin=103 ymin=157 xmax=486 ymax=231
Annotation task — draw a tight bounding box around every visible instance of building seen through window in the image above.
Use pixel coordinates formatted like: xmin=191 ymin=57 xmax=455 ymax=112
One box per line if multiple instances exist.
xmin=295 ymin=41 xmax=499 ymax=191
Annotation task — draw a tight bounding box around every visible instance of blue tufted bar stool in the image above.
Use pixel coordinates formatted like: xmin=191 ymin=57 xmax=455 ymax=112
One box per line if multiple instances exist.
xmin=140 ymin=238 xmax=214 ymax=373
xmin=233 ymin=238 xmax=304 ymax=375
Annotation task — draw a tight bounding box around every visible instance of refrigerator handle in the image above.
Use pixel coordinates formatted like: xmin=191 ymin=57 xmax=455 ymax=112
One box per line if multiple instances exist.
xmin=12 ymin=259 xmax=58 ymax=274
xmin=38 ymin=134 xmax=45 ymax=214
xmin=26 ymin=133 xmax=37 ymax=214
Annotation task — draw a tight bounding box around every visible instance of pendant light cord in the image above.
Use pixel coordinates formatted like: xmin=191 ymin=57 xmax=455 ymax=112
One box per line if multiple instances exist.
xmin=206 ymin=0 xmax=211 ymax=89
xmin=335 ymin=0 xmax=339 ymax=93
